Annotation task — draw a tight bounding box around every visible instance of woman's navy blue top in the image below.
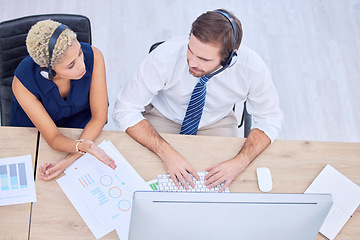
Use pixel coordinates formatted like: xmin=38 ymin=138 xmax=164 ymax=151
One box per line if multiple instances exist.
xmin=11 ymin=42 xmax=94 ymax=128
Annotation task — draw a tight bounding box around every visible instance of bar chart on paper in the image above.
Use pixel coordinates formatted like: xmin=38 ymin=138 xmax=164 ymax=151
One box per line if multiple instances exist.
xmin=91 ymin=187 xmax=109 ymax=206
xmin=0 ymin=155 xmax=36 ymax=206
xmin=0 ymin=163 xmax=28 ymax=191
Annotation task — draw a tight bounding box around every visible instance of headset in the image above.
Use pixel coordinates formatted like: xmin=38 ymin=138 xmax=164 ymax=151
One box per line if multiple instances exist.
xmin=39 ymin=24 xmax=69 ymax=80
xmin=206 ymin=10 xmax=238 ymax=78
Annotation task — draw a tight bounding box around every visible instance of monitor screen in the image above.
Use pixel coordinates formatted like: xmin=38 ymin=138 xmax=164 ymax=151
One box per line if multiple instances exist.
xmin=128 ymin=191 xmax=333 ymax=240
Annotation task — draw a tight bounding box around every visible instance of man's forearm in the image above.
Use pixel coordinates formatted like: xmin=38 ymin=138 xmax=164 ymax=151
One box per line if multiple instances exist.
xmin=125 ymin=119 xmax=175 ymax=159
xmin=234 ymin=128 xmax=271 ymax=169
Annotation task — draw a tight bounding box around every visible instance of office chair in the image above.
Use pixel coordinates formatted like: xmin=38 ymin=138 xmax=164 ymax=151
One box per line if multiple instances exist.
xmin=149 ymin=41 xmax=252 ymax=138
xmin=236 ymin=101 xmax=252 ymax=138
xmin=0 ymin=14 xmax=92 ymax=126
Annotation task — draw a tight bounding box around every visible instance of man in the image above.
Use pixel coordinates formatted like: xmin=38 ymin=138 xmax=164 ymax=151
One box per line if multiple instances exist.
xmin=113 ymin=9 xmax=283 ymax=192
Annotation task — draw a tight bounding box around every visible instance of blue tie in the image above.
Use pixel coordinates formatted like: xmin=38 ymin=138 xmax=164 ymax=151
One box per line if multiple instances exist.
xmin=180 ymin=75 xmax=210 ymax=135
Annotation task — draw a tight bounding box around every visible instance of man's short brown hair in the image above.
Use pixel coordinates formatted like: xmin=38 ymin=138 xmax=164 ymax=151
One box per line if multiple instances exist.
xmin=191 ymin=9 xmax=242 ymax=63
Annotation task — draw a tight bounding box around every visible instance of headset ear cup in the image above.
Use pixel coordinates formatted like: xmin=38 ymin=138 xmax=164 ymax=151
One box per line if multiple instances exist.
xmin=228 ymin=52 xmax=237 ymax=68
xmin=221 ymin=52 xmax=237 ymax=68
xmin=221 ymin=57 xmax=229 ymax=67
xmin=40 ymin=67 xmax=50 ymax=79
xmin=39 ymin=67 xmax=56 ymax=80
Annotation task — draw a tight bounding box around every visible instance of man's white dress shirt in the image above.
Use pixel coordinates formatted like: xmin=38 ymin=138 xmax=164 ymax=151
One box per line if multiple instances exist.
xmin=113 ymin=36 xmax=283 ymax=142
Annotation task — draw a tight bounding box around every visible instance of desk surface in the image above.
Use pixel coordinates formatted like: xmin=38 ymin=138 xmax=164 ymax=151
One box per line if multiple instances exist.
xmin=0 ymin=127 xmax=38 ymax=240
xmin=30 ymin=128 xmax=360 ymax=240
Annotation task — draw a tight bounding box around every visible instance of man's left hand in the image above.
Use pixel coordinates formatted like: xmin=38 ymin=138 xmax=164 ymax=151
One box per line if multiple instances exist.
xmin=204 ymin=158 xmax=246 ymax=192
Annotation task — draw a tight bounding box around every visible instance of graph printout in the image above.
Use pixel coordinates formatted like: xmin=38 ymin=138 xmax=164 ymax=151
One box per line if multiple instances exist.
xmin=58 ymin=141 xmax=151 ymax=239
xmin=0 ymin=155 xmax=37 ymax=206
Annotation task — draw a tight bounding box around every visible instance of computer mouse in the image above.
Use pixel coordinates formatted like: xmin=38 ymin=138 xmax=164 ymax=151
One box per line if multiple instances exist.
xmin=256 ymin=167 xmax=272 ymax=192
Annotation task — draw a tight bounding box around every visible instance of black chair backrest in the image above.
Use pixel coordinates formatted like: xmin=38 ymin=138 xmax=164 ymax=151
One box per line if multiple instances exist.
xmin=148 ymin=41 xmax=165 ymax=54
xmin=0 ymin=14 xmax=92 ymax=126
xmin=238 ymin=101 xmax=252 ymax=138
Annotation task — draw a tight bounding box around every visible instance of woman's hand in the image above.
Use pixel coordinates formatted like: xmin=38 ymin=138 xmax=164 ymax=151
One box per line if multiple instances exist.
xmin=78 ymin=140 xmax=117 ymax=170
xmin=38 ymin=141 xmax=117 ymax=181
xmin=38 ymin=153 xmax=79 ymax=181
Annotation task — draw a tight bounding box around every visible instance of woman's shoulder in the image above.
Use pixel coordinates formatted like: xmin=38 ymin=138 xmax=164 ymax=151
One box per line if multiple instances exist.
xmin=14 ymin=56 xmax=38 ymax=86
xmin=16 ymin=55 xmax=36 ymax=72
xmin=87 ymin=45 xmax=104 ymax=62
xmin=80 ymin=42 xmax=94 ymax=58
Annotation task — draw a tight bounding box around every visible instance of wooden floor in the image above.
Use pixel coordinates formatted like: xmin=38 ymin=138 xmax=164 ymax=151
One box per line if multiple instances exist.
xmin=1 ymin=0 xmax=359 ymax=143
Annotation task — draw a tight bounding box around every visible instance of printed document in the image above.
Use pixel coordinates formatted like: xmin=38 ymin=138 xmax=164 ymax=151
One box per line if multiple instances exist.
xmin=305 ymin=164 xmax=360 ymax=240
xmin=0 ymin=155 xmax=36 ymax=206
xmin=57 ymin=141 xmax=151 ymax=239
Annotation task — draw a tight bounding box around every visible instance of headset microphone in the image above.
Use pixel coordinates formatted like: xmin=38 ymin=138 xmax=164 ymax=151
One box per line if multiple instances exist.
xmin=39 ymin=24 xmax=69 ymax=80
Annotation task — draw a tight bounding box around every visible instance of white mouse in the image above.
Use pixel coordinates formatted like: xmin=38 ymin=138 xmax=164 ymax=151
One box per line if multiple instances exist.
xmin=256 ymin=167 xmax=272 ymax=192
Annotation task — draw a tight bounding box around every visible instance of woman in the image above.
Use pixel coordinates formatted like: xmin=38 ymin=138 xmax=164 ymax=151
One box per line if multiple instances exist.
xmin=11 ymin=19 xmax=116 ymax=180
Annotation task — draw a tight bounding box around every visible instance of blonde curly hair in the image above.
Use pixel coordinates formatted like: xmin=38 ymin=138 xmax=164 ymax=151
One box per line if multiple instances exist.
xmin=26 ymin=19 xmax=77 ymax=67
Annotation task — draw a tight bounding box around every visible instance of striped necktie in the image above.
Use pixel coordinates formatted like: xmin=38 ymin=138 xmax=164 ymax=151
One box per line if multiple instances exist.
xmin=180 ymin=75 xmax=210 ymax=135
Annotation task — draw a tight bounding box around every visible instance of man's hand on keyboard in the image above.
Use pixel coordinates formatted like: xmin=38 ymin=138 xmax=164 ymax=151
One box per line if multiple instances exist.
xmin=157 ymin=172 xmax=230 ymax=192
xmin=161 ymin=149 xmax=199 ymax=190
xmin=205 ymin=158 xmax=245 ymax=192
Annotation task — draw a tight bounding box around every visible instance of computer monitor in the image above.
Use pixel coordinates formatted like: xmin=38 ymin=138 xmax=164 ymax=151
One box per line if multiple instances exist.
xmin=128 ymin=191 xmax=333 ymax=240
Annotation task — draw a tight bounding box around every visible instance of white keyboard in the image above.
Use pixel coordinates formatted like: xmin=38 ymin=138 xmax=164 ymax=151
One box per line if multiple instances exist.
xmin=157 ymin=172 xmax=230 ymax=193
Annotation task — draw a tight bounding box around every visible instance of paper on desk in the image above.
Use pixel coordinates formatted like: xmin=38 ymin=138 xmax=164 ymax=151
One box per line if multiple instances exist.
xmin=116 ymin=180 xmax=159 ymax=238
xmin=305 ymin=164 xmax=360 ymax=240
xmin=0 ymin=155 xmax=37 ymax=206
xmin=57 ymin=141 xmax=151 ymax=239
xmin=64 ymin=150 xmax=96 ymax=175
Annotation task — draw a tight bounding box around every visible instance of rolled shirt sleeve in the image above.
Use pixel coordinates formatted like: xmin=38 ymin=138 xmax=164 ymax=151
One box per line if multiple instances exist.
xmin=246 ymin=63 xmax=283 ymax=143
